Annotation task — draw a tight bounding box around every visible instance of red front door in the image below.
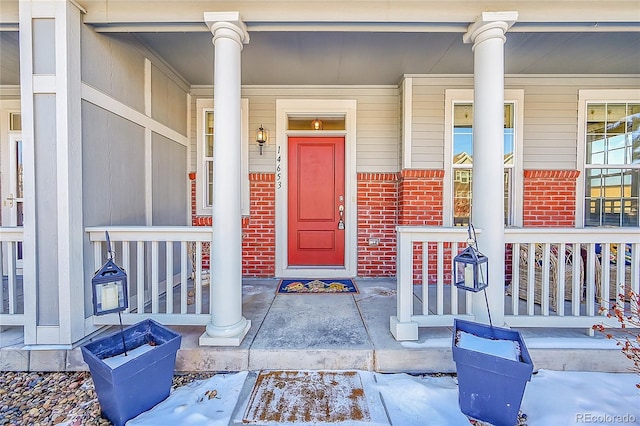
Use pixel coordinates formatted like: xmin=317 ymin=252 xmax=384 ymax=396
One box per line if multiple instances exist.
xmin=288 ymin=136 xmax=345 ymax=266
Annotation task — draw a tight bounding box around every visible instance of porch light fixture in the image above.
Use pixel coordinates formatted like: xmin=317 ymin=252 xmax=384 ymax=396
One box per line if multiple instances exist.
xmin=453 ymin=224 xmax=488 ymax=293
xmin=91 ymin=232 xmax=128 ymax=316
xmin=256 ymin=124 xmax=269 ymax=155
xmin=311 ymin=118 xmax=323 ymax=130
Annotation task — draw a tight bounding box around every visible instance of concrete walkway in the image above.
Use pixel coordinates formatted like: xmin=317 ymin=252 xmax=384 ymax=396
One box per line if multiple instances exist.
xmin=0 ymin=278 xmax=631 ymax=372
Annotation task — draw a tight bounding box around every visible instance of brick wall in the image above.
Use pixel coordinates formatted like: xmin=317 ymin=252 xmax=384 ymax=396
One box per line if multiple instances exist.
xmin=357 ymin=173 xmax=398 ymax=277
xmin=189 ymin=172 xmax=276 ymax=277
xmin=398 ymin=170 xmax=445 ymax=284
xmin=191 ymin=168 xmax=588 ymax=282
xmin=242 ymin=173 xmax=276 ymax=277
xmin=523 ymin=170 xmax=580 ymax=227
xmin=503 ymin=169 xmax=580 ymax=286
xmin=189 ymin=175 xmax=212 ymax=269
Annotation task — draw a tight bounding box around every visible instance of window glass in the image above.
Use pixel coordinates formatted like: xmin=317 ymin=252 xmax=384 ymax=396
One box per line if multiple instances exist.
xmin=585 ymin=102 xmax=640 ymax=227
xmin=504 ymin=104 xmax=514 ymax=165
xmin=9 ymin=113 xmax=21 ymax=131
xmin=288 ymin=117 xmax=345 ymax=130
xmin=452 ymin=103 xmax=515 ymax=226
xmin=205 ymin=111 xmax=214 ymax=157
xmin=196 ymin=100 xmax=249 ymax=216
xmin=204 ymin=110 xmax=214 ymax=207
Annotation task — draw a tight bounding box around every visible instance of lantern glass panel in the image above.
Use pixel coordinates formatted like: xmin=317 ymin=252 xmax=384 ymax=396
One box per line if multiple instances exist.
xmin=91 ymin=258 xmax=128 ymax=316
xmin=96 ymin=280 xmax=126 ymax=313
xmin=453 ymin=246 xmax=488 ymax=292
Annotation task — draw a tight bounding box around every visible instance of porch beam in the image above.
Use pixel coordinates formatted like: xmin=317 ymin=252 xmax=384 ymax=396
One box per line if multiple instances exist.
xmin=464 ymin=11 xmax=518 ymax=327
xmin=200 ymin=12 xmax=251 ymax=347
xmin=88 ymin=21 xmax=640 ymax=34
xmin=76 ymin=1 xmax=640 ymax=32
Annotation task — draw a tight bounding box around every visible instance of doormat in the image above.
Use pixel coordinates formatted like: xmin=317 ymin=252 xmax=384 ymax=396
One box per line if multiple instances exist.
xmin=242 ymin=371 xmax=371 ymax=424
xmin=277 ymin=279 xmax=358 ymax=294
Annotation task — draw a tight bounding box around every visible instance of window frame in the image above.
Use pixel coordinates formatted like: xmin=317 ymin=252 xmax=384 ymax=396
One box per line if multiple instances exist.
xmin=195 ymin=98 xmax=249 ymax=216
xmin=577 ymin=89 xmax=640 ymax=227
xmin=444 ymin=89 xmax=524 ymax=227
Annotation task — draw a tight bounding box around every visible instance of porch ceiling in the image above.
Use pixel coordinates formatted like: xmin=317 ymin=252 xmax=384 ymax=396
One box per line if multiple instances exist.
xmin=139 ymin=30 xmax=640 ymax=86
xmin=1 ymin=28 xmax=639 ymax=87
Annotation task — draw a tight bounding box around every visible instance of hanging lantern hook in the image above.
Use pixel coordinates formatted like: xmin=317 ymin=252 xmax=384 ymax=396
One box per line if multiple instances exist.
xmin=466 ymin=222 xmax=478 ymax=249
xmin=105 ymin=231 xmax=115 ymax=261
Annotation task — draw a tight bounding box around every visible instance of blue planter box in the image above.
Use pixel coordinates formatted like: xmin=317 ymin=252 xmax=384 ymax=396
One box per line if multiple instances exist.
xmin=452 ymin=319 xmax=533 ymax=426
xmin=81 ymin=319 xmax=182 ymax=426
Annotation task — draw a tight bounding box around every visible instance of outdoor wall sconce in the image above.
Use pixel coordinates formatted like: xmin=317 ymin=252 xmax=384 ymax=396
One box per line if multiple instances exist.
xmin=453 ymin=224 xmax=488 ymax=292
xmin=256 ymin=124 xmax=269 ymax=155
xmin=311 ymin=118 xmax=323 ymax=130
xmin=91 ymin=232 xmax=128 ymax=316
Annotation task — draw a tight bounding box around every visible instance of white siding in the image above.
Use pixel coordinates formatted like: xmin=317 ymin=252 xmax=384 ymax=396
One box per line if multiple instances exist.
xmin=410 ymin=75 xmax=640 ymax=170
xmin=514 ymin=76 xmax=639 ymax=170
xmin=192 ymin=76 xmax=640 ymax=176
xmin=411 ymin=77 xmax=473 ymax=169
xmin=190 ymin=85 xmax=401 ymax=174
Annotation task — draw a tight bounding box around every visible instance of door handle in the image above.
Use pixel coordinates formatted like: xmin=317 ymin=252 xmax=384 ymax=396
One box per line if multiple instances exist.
xmin=3 ymin=193 xmax=15 ymax=207
xmin=338 ymin=204 xmax=345 ymax=230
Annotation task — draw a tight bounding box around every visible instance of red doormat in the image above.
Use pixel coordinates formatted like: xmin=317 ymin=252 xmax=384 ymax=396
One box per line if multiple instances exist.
xmin=242 ymin=371 xmax=371 ymax=424
xmin=277 ymin=279 xmax=358 ymax=294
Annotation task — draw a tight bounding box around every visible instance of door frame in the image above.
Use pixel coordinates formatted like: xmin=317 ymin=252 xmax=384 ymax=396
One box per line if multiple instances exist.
xmin=1 ymin=100 xmax=21 ymax=227
xmin=1 ymin=100 xmax=23 ymax=272
xmin=275 ymin=99 xmax=357 ymax=278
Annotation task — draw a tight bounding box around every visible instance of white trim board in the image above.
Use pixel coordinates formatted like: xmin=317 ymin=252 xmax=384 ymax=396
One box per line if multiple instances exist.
xmin=81 ymin=83 xmax=189 ymax=146
xmin=576 ymin=88 xmax=640 ymax=227
xmin=194 ymin=98 xmax=250 ymax=216
xmin=443 ymin=88 xmax=524 ymax=227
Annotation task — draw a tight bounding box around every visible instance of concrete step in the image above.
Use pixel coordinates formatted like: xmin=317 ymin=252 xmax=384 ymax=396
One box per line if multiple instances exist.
xmin=1 ymin=279 xmax=632 ymax=373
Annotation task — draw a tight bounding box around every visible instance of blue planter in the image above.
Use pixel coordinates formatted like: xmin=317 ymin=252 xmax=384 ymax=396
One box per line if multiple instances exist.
xmin=81 ymin=319 xmax=181 ymax=426
xmin=452 ymin=319 xmax=533 ymax=426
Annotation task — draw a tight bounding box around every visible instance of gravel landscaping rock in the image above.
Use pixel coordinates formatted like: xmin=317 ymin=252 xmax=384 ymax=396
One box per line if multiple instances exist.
xmin=0 ymin=371 xmax=216 ymax=426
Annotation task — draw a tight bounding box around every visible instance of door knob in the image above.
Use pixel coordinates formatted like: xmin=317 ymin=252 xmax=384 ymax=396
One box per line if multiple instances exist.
xmin=3 ymin=193 xmax=15 ymax=207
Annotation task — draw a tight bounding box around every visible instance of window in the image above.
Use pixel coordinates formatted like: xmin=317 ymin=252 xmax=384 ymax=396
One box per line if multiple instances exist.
xmin=195 ymin=98 xmax=249 ymax=216
xmin=203 ymin=109 xmax=214 ymax=207
xmin=583 ymin=101 xmax=639 ymax=227
xmin=445 ymin=89 xmax=524 ymax=227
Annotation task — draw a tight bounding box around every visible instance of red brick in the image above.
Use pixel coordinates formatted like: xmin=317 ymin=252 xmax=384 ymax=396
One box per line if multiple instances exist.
xmin=523 ymin=169 xmax=579 ymax=228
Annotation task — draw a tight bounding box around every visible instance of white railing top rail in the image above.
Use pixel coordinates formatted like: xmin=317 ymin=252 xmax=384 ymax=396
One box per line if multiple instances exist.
xmin=397 ymin=226 xmax=639 ymax=241
xmin=0 ymin=226 xmax=24 ymax=242
xmin=86 ymin=226 xmax=212 ymax=242
xmin=505 ymin=227 xmax=640 ymax=244
xmin=396 ymin=226 xmax=481 ymax=242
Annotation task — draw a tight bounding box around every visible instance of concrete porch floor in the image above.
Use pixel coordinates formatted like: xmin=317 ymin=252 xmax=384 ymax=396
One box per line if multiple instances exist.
xmin=0 ymin=278 xmax=632 ymax=373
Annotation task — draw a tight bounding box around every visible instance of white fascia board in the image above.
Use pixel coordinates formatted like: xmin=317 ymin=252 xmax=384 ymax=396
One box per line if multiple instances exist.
xmin=82 ymin=1 xmax=640 ymax=33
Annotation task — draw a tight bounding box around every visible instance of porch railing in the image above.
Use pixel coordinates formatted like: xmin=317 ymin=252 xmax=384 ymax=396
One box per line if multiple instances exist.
xmin=0 ymin=226 xmax=24 ymax=326
xmin=392 ymin=226 xmax=639 ymax=340
xmin=86 ymin=226 xmax=212 ymax=326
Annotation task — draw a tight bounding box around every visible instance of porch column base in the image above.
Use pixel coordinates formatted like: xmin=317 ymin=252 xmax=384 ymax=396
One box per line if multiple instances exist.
xmin=199 ymin=318 xmax=251 ymax=347
xmin=390 ymin=316 xmax=418 ymax=341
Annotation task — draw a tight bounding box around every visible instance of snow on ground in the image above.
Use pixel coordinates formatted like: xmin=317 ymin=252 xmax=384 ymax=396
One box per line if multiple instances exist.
xmin=125 ymin=369 xmax=639 ymax=426
xmin=127 ymin=372 xmax=248 ymax=426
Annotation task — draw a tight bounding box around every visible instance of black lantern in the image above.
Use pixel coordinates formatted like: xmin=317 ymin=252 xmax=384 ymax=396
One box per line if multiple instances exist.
xmin=256 ymin=124 xmax=269 ymax=155
xmin=91 ymin=233 xmax=128 ymax=316
xmin=453 ymin=224 xmax=488 ymax=292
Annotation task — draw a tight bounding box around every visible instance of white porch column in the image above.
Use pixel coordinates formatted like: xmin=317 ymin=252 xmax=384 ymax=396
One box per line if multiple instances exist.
xmin=200 ymin=12 xmax=251 ymax=346
xmin=19 ymin=0 xmax=85 ymax=345
xmin=463 ymin=12 xmax=518 ymax=326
